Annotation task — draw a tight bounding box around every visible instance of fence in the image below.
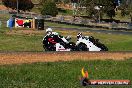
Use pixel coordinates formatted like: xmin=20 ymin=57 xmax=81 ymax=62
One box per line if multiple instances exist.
xmin=45 ymin=16 xmax=132 ymax=31
xmin=0 ymin=10 xmax=9 ymax=14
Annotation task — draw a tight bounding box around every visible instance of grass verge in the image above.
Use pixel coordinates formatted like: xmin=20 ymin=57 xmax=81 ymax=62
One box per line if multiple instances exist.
xmin=0 ymin=26 xmax=132 ymax=51
xmin=0 ymin=59 xmax=132 ymax=88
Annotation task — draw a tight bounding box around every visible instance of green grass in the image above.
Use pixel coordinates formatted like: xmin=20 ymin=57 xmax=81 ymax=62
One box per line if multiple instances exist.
xmin=58 ymin=9 xmax=73 ymax=15
xmin=0 ymin=14 xmax=10 ymax=21
xmin=45 ymin=22 xmax=83 ymax=29
xmin=0 ymin=33 xmax=43 ymax=51
xmin=0 ymin=59 xmax=132 ymax=88
xmin=0 ymin=24 xmax=132 ymax=51
xmin=0 ymin=27 xmax=43 ymax=51
xmin=91 ymin=33 xmax=132 ymax=51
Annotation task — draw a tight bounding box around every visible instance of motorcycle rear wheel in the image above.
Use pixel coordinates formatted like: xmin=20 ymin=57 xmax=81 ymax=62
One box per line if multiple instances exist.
xmin=43 ymin=45 xmax=56 ymax=51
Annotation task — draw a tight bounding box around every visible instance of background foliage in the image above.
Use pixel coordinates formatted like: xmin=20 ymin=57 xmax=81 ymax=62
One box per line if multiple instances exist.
xmin=2 ymin=0 xmax=34 ymax=11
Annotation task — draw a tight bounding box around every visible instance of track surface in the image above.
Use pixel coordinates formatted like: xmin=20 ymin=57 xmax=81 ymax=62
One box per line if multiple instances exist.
xmin=47 ymin=26 xmax=132 ymax=35
xmin=0 ymin=52 xmax=132 ymax=65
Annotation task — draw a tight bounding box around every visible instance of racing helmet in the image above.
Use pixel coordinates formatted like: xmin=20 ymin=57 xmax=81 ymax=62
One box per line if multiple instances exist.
xmin=77 ymin=32 xmax=82 ymax=39
xmin=46 ymin=28 xmax=52 ymax=35
xmin=46 ymin=28 xmax=52 ymax=33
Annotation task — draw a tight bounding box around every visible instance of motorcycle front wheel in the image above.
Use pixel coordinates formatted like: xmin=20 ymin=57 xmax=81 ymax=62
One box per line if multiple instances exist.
xmin=77 ymin=43 xmax=88 ymax=51
xmin=67 ymin=42 xmax=77 ymax=51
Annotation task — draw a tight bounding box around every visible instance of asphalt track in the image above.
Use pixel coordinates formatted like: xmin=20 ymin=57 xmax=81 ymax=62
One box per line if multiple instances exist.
xmin=47 ymin=26 xmax=132 ymax=35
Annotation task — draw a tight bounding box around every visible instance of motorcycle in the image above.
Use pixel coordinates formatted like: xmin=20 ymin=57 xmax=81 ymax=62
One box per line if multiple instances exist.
xmin=42 ymin=33 xmax=108 ymax=51
xmin=76 ymin=36 xmax=108 ymax=51
xmin=42 ymin=35 xmax=77 ymax=51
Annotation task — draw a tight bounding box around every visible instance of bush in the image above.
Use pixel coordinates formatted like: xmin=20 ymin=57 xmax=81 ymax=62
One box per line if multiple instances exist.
xmin=41 ymin=1 xmax=58 ymax=17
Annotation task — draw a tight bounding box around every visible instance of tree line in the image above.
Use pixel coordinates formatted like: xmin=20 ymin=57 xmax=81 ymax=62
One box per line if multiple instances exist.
xmin=40 ymin=0 xmax=132 ymax=20
xmin=2 ymin=0 xmax=132 ymax=22
xmin=2 ymin=0 xmax=34 ymax=11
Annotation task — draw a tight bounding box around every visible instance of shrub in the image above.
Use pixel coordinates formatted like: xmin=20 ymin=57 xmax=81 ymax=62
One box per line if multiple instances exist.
xmin=41 ymin=1 xmax=58 ymax=17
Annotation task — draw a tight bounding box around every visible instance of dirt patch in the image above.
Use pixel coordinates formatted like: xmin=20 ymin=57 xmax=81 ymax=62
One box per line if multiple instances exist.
xmin=6 ymin=29 xmax=45 ymax=36
xmin=0 ymin=52 xmax=132 ymax=65
xmin=0 ymin=5 xmax=8 ymax=10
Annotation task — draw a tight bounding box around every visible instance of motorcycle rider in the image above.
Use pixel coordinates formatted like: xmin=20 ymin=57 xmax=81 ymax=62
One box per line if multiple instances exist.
xmin=46 ymin=28 xmax=58 ymax=36
xmin=45 ymin=28 xmax=69 ymax=43
xmin=77 ymin=32 xmax=90 ymax=39
xmin=77 ymin=32 xmax=96 ymax=43
xmin=77 ymin=32 xmax=83 ymax=39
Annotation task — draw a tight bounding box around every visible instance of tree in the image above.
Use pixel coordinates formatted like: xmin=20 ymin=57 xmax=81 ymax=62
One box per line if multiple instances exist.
xmin=2 ymin=0 xmax=34 ymax=11
xmin=41 ymin=0 xmax=58 ymax=16
xmin=79 ymin=0 xmax=116 ymax=19
xmin=120 ymin=0 xmax=132 ymax=22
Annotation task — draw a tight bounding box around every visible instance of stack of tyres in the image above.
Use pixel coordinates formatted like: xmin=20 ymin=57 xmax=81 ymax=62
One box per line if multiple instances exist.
xmin=35 ymin=17 xmax=44 ymax=30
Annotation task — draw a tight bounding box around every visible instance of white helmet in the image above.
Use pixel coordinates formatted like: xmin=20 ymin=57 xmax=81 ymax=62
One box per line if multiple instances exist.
xmin=46 ymin=28 xmax=52 ymax=33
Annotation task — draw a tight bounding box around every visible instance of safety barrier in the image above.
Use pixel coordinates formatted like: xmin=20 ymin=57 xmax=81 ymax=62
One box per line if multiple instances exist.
xmin=45 ymin=19 xmax=132 ymax=31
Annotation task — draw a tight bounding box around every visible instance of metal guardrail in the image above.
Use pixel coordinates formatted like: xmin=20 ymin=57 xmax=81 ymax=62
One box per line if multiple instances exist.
xmin=45 ymin=19 xmax=132 ymax=31
xmin=45 ymin=15 xmax=132 ymax=30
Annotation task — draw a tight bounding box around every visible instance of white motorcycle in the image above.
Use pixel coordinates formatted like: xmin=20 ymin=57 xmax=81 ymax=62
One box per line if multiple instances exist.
xmin=76 ymin=33 xmax=108 ymax=51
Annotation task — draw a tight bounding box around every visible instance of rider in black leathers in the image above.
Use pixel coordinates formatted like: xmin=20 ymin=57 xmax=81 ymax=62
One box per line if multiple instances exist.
xmin=43 ymin=28 xmax=69 ymax=51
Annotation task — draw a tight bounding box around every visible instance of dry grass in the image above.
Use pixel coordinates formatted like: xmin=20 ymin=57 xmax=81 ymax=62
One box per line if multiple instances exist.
xmin=6 ymin=29 xmax=45 ymax=36
xmin=0 ymin=52 xmax=132 ymax=65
